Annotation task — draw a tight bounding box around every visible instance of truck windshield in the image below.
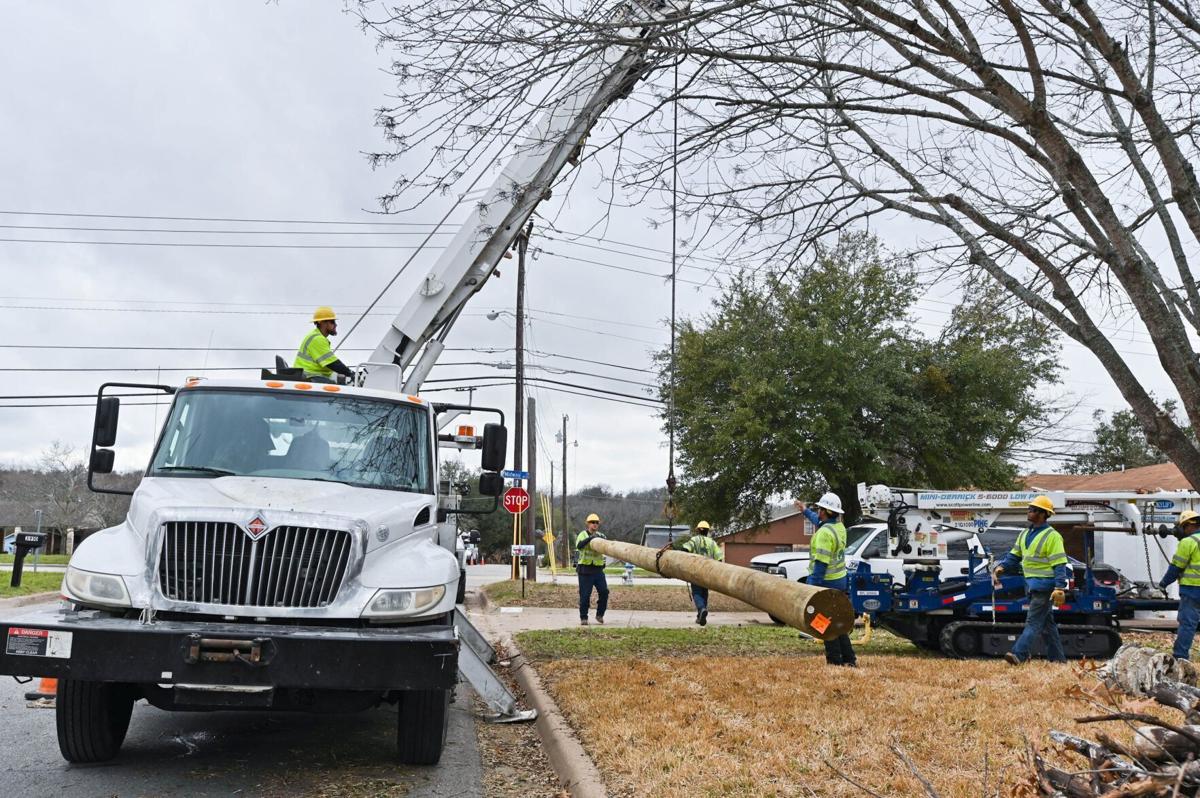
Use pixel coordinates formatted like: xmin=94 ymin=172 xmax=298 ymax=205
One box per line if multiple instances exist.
xmin=845 ymin=525 xmax=877 ymax=554
xmin=148 ymin=388 xmax=432 ymax=494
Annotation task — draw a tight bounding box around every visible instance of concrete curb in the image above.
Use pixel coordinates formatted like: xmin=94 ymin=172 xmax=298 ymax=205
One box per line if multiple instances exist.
xmin=0 ymin=591 xmax=59 ymax=608
xmin=467 ymin=589 xmax=607 ymax=798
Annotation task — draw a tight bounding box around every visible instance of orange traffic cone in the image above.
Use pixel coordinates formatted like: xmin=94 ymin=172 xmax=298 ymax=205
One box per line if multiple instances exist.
xmin=24 ymin=677 xmax=57 ymax=701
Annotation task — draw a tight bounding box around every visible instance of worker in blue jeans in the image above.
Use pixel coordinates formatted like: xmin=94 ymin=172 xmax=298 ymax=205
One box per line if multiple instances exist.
xmin=1158 ymin=510 xmax=1200 ymax=659
xmin=681 ymin=521 xmax=723 ymax=625
xmin=575 ymin=513 xmax=608 ymax=626
xmin=992 ymin=496 xmax=1068 ymax=664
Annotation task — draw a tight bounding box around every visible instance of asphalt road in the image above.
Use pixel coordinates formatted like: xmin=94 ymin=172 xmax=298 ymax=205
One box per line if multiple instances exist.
xmin=0 ymin=675 xmax=484 ymax=798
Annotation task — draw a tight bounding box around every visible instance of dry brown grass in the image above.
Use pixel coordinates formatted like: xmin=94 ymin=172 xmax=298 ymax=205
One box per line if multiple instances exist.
xmin=537 ymin=652 xmax=1171 ymax=797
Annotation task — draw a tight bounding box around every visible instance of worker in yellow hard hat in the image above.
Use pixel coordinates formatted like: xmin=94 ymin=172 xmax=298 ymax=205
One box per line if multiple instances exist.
xmin=992 ymin=495 xmax=1068 ymax=664
xmin=682 ymin=520 xmax=723 ymax=625
xmin=1158 ymin=510 xmax=1200 ymax=659
xmin=575 ymin=513 xmax=609 ymax=626
xmin=293 ymin=307 xmax=355 ymax=384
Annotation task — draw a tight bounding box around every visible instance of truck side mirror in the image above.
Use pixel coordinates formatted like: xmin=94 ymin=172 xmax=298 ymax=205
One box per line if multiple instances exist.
xmin=90 ymin=448 xmax=115 ymax=475
xmin=95 ymin=396 xmax=120 ymax=447
xmin=479 ymin=472 xmax=504 ymax=497
xmin=481 ymin=424 xmax=506 ymax=473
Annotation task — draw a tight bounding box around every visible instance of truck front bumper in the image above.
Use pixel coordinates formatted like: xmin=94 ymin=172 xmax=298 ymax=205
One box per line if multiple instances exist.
xmin=0 ymin=606 xmax=458 ymax=691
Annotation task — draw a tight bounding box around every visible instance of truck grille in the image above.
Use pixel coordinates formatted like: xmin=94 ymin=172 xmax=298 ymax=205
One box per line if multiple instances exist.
xmin=158 ymin=522 xmax=352 ymax=608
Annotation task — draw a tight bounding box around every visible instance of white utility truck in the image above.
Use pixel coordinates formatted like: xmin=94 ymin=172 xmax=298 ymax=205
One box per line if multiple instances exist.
xmin=0 ymin=0 xmax=687 ymax=766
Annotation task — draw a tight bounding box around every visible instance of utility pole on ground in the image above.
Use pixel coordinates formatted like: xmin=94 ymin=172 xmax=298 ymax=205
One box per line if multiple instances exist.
xmin=525 ymin=397 xmax=537 ymax=581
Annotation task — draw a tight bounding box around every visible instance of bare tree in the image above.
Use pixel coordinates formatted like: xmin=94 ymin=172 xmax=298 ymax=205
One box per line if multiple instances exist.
xmin=359 ymin=0 xmax=1200 ymax=486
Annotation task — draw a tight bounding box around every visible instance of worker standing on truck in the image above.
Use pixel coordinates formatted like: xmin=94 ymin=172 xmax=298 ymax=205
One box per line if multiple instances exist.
xmin=796 ymin=493 xmax=857 ymax=667
xmin=575 ymin=513 xmax=608 ymax=626
xmin=1158 ymin=510 xmax=1200 ymax=660
xmin=992 ymin=496 xmax=1069 ymax=665
xmin=294 ymin=307 xmax=356 ymax=384
xmin=682 ymin=520 xmax=723 ymax=626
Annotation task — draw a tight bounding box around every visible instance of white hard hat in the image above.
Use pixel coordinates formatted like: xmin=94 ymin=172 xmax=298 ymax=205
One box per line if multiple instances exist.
xmin=816 ymin=492 xmax=843 ymax=515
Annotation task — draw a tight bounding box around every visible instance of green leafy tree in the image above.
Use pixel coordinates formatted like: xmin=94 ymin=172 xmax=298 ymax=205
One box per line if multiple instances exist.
xmin=663 ymin=233 xmax=1059 ymax=527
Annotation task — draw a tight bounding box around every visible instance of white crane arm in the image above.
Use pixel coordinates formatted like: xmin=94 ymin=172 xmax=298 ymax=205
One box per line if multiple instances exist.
xmin=362 ymin=0 xmax=688 ymax=392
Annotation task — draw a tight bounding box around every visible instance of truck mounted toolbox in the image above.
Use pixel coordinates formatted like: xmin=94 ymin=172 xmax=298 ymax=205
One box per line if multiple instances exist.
xmin=0 ymin=605 xmax=459 ymax=691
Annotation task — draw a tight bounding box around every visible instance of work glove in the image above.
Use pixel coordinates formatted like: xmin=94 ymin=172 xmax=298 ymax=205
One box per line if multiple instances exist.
xmin=1051 ymin=589 xmax=1066 ymax=606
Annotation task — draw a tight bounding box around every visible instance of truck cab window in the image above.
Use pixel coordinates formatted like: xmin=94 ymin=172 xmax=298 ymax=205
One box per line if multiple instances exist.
xmin=148 ymin=388 xmax=433 ymax=494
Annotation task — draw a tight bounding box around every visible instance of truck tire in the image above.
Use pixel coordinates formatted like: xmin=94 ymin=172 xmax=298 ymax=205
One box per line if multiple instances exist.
xmin=396 ymin=687 xmax=450 ymax=765
xmin=456 ymin=568 xmax=466 ymax=604
xmin=56 ymin=679 xmax=135 ymax=763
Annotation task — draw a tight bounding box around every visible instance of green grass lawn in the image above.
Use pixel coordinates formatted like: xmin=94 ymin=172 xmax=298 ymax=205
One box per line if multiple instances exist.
xmin=514 ymin=624 xmax=929 ymax=660
xmin=484 ymin=579 xmax=759 ymax=612
xmin=0 ymin=571 xmax=63 ymax=598
xmin=0 ymin=553 xmax=70 ymax=565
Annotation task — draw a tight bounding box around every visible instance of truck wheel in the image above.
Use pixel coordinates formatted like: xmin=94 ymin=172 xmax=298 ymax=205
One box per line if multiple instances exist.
xmin=56 ymin=679 xmax=135 ymax=763
xmin=456 ymin=569 xmax=467 ymax=604
xmin=396 ymin=688 xmax=450 ymax=765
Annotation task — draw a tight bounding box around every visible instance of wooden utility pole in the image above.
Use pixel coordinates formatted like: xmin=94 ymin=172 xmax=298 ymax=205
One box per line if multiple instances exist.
xmin=525 ymin=396 xmax=537 ymax=581
xmin=512 ymin=223 xmax=531 ymax=472
xmin=561 ymin=414 xmax=569 ymax=566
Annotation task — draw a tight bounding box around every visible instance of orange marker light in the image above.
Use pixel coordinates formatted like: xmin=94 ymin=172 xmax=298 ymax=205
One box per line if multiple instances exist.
xmin=265 ymin=381 xmax=284 ymax=388
xmin=457 ymin=425 xmax=475 ymax=437
xmin=185 ymin=379 xmax=200 ymax=387
xmin=407 ymin=395 xmax=422 ymax=404
xmin=296 ymin=383 xmax=312 ymax=390
xmin=322 ymin=385 xmax=340 ymax=392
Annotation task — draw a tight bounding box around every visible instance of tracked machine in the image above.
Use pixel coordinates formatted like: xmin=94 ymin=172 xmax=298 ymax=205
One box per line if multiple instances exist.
xmin=849 ymin=484 xmax=1188 ymax=659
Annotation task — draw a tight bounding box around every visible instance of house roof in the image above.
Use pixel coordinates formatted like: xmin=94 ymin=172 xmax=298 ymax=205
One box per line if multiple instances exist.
xmin=1022 ymin=462 xmax=1194 ymax=492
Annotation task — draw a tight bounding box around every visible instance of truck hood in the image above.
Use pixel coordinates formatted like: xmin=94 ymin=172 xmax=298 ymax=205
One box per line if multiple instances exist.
xmin=128 ymin=476 xmax=436 ymax=535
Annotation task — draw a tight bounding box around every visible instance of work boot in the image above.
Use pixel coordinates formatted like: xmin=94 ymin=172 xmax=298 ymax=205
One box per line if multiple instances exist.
xmin=1004 ymin=652 xmax=1023 ymax=666
xmin=699 ymin=609 xmax=708 ymax=626
xmin=595 ymin=616 xmax=605 ymax=625
xmin=580 ymin=618 xmax=589 ymax=626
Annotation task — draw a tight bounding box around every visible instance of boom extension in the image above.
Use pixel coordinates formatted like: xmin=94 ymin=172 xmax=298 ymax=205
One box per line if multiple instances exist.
xmin=362 ymin=0 xmax=689 ymax=393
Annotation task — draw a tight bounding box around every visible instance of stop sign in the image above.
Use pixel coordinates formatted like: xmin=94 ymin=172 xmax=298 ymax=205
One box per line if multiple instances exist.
xmin=502 ymin=486 xmax=531 ymax=515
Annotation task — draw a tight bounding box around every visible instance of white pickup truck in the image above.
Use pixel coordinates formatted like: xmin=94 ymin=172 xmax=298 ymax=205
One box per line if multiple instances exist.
xmin=749 ymin=522 xmax=988 ymax=586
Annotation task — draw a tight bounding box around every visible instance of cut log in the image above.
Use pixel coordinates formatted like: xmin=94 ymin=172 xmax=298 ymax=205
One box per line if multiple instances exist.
xmin=1101 ymin=645 xmax=1198 ymax=697
xmin=587 ymin=538 xmax=854 ymax=640
xmin=1153 ymin=681 xmax=1200 ymax=723
xmin=1049 ymin=730 xmax=1136 ymax=773
xmin=1130 ymin=724 xmax=1200 ymax=763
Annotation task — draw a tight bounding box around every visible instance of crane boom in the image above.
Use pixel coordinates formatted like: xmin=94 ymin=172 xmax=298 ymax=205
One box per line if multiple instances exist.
xmin=362 ymin=0 xmax=688 ymax=393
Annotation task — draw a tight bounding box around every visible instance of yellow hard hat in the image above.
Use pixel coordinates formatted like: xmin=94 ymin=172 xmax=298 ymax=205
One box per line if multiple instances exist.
xmin=586 ymin=513 xmax=600 ymax=523
xmin=1180 ymin=510 xmax=1200 ymax=526
xmin=312 ymin=306 xmax=337 ymax=322
xmin=695 ymin=520 xmax=711 ymax=531
xmin=1028 ymin=495 xmax=1055 ymax=516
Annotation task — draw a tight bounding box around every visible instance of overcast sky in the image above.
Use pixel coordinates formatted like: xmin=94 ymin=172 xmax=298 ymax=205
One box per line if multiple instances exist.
xmin=0 ymin=1 xmax=1173 ymax=497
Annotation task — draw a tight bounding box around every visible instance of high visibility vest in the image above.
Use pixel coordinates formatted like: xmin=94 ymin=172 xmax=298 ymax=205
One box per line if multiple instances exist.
xmin=293 ymin=328 xmax=337 ymax=378
xmin=683 ymin=535 xmax=723 ymax=561
xmin=1172 ymin=534 xmax=1200 ymax=587
xmin=810 ymin=521 xmax=847 ymax=582
xmin=576 ymin=530 xmax=607 ymax=567
xmin=1011 ymin=525 xmax=1068 ymax=579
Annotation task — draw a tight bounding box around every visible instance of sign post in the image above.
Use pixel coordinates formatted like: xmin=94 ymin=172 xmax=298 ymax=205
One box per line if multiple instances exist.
xmin=511 ymin=544 xmax=535 ymax=597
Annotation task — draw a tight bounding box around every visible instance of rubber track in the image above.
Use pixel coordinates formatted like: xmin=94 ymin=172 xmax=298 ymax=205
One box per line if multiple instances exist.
xmin=938 ymin=621 xmax=1122 ymax=660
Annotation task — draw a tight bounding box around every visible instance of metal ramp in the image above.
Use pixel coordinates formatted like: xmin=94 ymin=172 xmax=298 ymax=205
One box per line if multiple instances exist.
xmin=453 ymin=607 xmax=537 ymax=723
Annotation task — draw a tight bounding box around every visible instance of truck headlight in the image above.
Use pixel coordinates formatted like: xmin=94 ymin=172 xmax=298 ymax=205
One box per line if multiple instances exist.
xmin=64 ymin=566 xmax=131 ymax=608
xmin=361 ymin=586 xmax=446 ymax=618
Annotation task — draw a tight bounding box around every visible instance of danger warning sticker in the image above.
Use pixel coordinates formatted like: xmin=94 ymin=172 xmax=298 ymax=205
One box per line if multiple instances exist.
xmin=6 ymin=627 xmax=72 ymax=658
xmin=810 ymin=613 xmax=831 ymax=635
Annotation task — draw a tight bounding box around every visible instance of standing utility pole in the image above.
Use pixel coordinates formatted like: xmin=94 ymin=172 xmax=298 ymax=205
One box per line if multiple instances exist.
xmin=525 ymin=397 xmax=537 ymax=581
xmin=512 ymin=223 xmax=532 ymax=472
xmin=561 ymin=414 xmax=569 ymax=566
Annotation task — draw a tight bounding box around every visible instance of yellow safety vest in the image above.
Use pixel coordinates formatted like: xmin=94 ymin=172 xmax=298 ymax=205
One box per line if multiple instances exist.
xmin=1011 ymin=525 xmax=1068 ymax=579
xmin=683 ymin=535 xmax=723 ymax=561
xmin=810 ymin=521 xmax=847 ymax=581
xmin=576 ymin=530 xmax=607 ymax=567
xmin=1172 ymin=534 xmax=1200 ymax=587
xmin=293 ymin=328 xmax=337 ymax=378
